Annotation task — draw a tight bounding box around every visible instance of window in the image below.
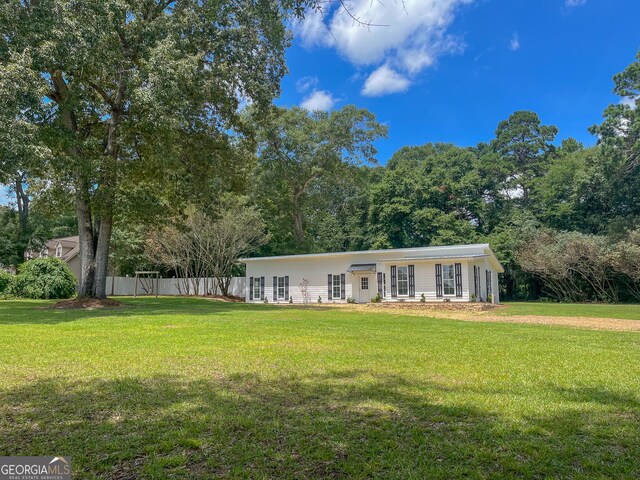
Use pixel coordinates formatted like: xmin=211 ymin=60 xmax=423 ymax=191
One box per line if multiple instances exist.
xmin=397 ymin=266 xmax=408 ymax=296
xmin=277 ymin=276 xmax=285 ymax=299
xmin=253 ymin=277 xmax=261 ymax=300
xmin=332 ymin=274 xmax=341 ymax=299
xmin=443 ymin=264 xmax=455 ymax=296
xmin=55 ymin=243 xmax=62 ymax=258
xmin=40 ymin=248 xmax=48 ymax=258
xmin=361 ymin=277 xmax=368 ymax=290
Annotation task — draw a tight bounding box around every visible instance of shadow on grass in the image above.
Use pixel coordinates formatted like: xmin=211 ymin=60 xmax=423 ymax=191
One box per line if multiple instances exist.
xmin=0 ymin=370 xmax=638 ymax=479
xmin=0 ymin=297 xmax=336 ymax=326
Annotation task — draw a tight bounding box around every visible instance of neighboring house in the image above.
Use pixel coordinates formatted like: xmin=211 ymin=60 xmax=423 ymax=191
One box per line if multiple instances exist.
xmin=241 ymin=244 xmax=504 ymax=304
xmin=25 ymin=236 xmax=81 ymax=279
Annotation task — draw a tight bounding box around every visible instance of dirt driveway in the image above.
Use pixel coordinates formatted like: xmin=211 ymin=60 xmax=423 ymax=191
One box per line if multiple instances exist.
xmin=332 ymin=303 xmax=640 ymax=332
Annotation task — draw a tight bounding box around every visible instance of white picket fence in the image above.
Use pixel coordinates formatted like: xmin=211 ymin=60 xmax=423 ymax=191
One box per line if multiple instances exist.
xmin=105 ymin=276 xmax=246 ymax=297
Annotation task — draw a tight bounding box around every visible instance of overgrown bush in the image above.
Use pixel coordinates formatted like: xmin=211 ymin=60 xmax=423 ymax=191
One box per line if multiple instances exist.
xmin=517 ymin=228 xmax=640 ymax=302
xmin=0 ymin=270 xmax=15 ymax=296
xmin=14 ymin=258 xmax=77 ymax=299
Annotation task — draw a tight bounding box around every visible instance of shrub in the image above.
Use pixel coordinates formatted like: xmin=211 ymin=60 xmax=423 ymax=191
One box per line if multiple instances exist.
xmin=0 ymin=270 xmax=15 ymax=296
xmin=420 ymin=293 xmax=426 ymax=303
xmin=347 ymin=297 xmax=356 ymax=304
xmin=371 ymin=293 xmax=382 ymax=303
xmin=317 ymin=296 xmax=322 ymax=304
xmin=15 ymin=258 xmax=77 ymax=299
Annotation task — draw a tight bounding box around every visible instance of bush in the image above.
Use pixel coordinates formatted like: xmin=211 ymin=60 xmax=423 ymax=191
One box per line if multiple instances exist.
xmin=0 ymin=270 xmax=15 ymax=296
xmin=15 ymin=258 xmax=77 ymax=299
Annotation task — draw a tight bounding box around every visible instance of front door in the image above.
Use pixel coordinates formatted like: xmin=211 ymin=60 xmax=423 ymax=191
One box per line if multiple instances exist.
xmin=356 ymin=274 xmax=372 ymax=303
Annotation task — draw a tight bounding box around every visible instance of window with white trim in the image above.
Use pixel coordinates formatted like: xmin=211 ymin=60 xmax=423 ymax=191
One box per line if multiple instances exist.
xmin=332 ymin=274 xmax=341 ymax=299
xmin=253 ymin=277 xmax=261 ymax=300
xmin=361 ymin=277 xmax=368 ymax=290
xmin=55 ymin=243 xmax=62 ymax=258
xmin=277 ymin=276 xmax=285 ymax=299
xmin=397 ymin=266 xmax=408 ymax=296
xmin=443 ymin=264 xmax=455 ymax=296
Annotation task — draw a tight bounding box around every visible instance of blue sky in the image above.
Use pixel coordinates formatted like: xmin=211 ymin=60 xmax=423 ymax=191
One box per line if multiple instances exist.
xmin=277 ymin=0 xmax=640 ymax=162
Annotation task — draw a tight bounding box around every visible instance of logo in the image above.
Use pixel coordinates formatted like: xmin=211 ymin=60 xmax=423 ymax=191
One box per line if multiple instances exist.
xmin=0 ymin=456 xmax=71 ymax=480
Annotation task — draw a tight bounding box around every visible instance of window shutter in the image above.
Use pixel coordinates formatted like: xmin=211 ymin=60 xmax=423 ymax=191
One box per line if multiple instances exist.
xmin=455 ymin=263 xmax=463 ymax=298
xmin=285 ymin=276 xmax=289 ymax=300
xmin=273 ymin=276 xmax=277 ymax=301
xmin=249 ymin=277 xmax=254 ymax=300
xmin=390 ymin=266 xmax=397 ymax=298
xmin=328 ymin=274 xmax=333 ymax=300
xmin=435 ymin=264 xmax=443 ymax=298
xmin=260 ymin=276 xmax=265 ymax=300
xmin=383 ymin=273 xmax=386 ymax=297
xmin=408 ymin=265 xmax=415 ymax=297
xmin=486 ymin=270 xmax=492 ymax=299
xmin=340 ymin=273 xmax=346 ymax=299
xmin=485 ymin=270 xmax=490 ymax=299
xmin=473 ymin=265 xmax=478 ymax=297
xmin=377 ymin=272 xmax=383 ymax=296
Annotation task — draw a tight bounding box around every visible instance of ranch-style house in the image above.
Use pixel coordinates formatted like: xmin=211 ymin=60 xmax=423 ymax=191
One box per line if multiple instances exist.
xmin=241 ymin=244 xmax=503 ymax=304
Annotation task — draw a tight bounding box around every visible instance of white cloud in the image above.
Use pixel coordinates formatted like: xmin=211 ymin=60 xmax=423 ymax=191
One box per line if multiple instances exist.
xmin=300 ymin=89 xmax=339 ymax=111
xmin=565 ymin=0 xmax=587 ymax=7
xmin=296 ymin=76 xmax=319 ymax=93
xmin=620 ymin=96 xmax=638 ymax=110
xmin=294 ymin=0 xmax=473 ymax=96
xmin=509 ymin=32 xmax=520 ymax=51
xmin=361 ymin=65 xmax=410 ymax=97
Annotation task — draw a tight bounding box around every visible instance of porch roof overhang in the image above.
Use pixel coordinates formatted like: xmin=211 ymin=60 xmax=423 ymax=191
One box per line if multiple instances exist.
xmin=378 ymin=254 xmax=489 ymax=262
xmin=347 ymin=263 xmax=377 ymax=273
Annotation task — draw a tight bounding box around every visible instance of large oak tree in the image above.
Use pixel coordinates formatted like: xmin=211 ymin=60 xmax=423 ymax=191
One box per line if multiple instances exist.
xmin=0 ymin=0 xmax=328 ymax=298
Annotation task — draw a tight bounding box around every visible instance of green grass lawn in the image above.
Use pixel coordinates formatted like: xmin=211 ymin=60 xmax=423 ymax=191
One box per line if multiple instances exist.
xmin=0 ymin=298 xmax=639 ymax=479
xmin=501 ymin=301 xmax=640 ymax=319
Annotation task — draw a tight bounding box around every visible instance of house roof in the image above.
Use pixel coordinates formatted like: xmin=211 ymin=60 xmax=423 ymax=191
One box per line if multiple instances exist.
xmin=241 ymin=244 xmax=505 ymax=273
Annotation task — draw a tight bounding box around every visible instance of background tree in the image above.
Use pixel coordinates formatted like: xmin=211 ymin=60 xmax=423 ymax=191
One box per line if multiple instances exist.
xmin=492 ymin=110 xmax=558 ymax=206
xmin=255 ymin=105 xmax=387 ymax=253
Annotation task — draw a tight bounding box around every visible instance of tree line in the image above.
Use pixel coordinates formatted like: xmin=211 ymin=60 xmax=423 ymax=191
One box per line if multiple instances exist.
xmin=0 ymin=1 xmax=638 ymax=301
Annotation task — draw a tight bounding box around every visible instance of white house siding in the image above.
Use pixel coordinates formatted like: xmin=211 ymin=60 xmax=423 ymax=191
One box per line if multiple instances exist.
xmin=467 ymin=258 xmax=500 ymax=303
xmin=243 ymin=244 xmax=503 ymax=304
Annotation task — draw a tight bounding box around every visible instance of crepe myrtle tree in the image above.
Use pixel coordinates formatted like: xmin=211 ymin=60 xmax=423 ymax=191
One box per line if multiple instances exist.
xmin=0 ymin=0 xmax=359 ymax=299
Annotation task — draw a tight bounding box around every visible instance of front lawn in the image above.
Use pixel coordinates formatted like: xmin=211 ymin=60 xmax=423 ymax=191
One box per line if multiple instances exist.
xmin=501 ymin=301 xmax=640 ymax=319
xmin=0 ymin=298 xmax=638 ymax=478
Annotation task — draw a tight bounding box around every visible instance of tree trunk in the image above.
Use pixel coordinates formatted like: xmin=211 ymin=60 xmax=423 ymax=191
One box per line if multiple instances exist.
xmin=14 ymin=172 xmax=29 ymax=233
xmin=76 ymin=186 xmax=96 ymax=297
xmin=292 ymin=189 xmax=304 ymax=244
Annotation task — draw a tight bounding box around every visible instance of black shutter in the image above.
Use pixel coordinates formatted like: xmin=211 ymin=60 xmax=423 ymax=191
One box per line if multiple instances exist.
xmin=328 ymin=274 xmax=333 ymax=300
xmin=273 ymin=276 xmax=278 ymax=301
xmin=455 ymin=263 xmax=462 ymax=298
xmin=377 ymin=272 xmax=383 ymax=296
xmin=260 ymin=276 xmax=265 ymax=300
xmin=391 ymin=266 xmax=397 ymax=298
xmin=285 ymin=276 xmax=289 ymax=300
xmin=485 ymin=270 xmax=490 ymax=299
xmin=340 ymin=273 xmax=346 ymax=300
xmin=249 ymin=277 xmax=254 ymax=300
xmin=383 ymin=273 xmax=386 ymax=297
xmin=474 ymin=266 xmax=478 ymax=297
xmin=408 ymin=265 xmax=415 ymax=297
xmin=435 ymin=264 xmax=443 ymax=298
xmin=487 ymin=270 xmax=492 ymax=299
